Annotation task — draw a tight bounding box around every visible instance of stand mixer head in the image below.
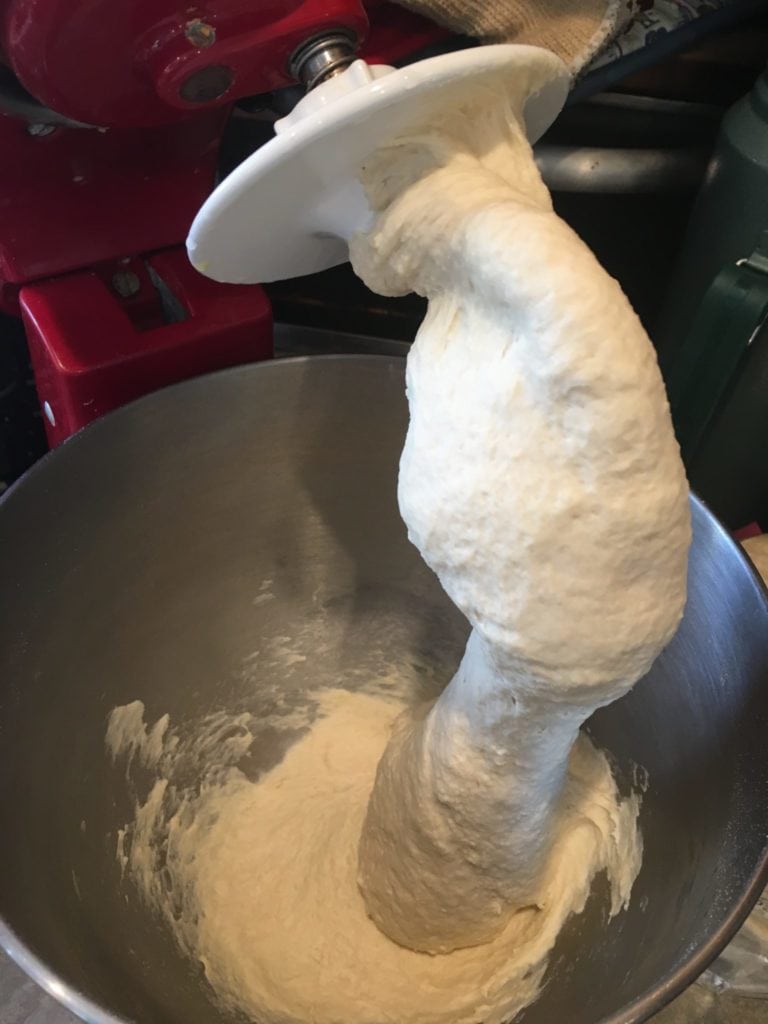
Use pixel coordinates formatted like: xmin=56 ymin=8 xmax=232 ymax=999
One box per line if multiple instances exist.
xmin=0 ymin=0 xmax=566 ymax=447
xmin=0 ymin=0 xmax=461 ymax=445
xmin=0 ymin=0 xmax=374 ymax=127
xmin=187 ymin=44 xmax=570 ymax=284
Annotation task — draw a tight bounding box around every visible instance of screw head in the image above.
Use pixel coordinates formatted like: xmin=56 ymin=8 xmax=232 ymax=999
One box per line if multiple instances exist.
xmin=27 ymin=123 xmax=56 ymax=137
xmin=111 ymin=271 xmax=141 ymax=298
xmin=185 ymin=19 xmax=216 ymax=48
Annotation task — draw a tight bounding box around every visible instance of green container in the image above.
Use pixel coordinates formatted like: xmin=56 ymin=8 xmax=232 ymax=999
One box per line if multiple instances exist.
xmin=658 ymin=66 xmax=768 ymax=369
xmin=659 ymin=68 xmax=768 ymax=528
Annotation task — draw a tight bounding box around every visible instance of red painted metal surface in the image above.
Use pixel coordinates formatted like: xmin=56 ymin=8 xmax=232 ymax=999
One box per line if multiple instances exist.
xmin=0 ymin=0 xmax=443 ymax=443
xmin=363 ymin=2 xmax=449 ymax=64
xmin=21 ymin=247 xmax=273 ymax=446
xmin=0 ymin=2 xmax=444 ymax=312
xmin=0 ymin=109 xmax=228 ymax=314
xmin=1 ymin=0 xmax=370 ymax=127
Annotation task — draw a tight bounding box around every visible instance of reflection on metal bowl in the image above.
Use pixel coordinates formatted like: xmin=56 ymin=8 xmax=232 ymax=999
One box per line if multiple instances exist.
xmin=0 ymin=355 xmax=767 ymax=1024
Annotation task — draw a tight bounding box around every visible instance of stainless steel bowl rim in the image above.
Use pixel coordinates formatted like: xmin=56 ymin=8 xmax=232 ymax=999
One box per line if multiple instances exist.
xmin=1 ymin=354 xmax=767 ymax=1024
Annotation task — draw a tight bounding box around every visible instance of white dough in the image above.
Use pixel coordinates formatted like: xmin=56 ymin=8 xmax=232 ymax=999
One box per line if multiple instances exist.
xmin=108 ymin=688 xmax=641 ymax=1024
xmin=107 ymin=53 xmax=690 ymax=1024
xmin=351 ymin=67 xmax=690 ymax=954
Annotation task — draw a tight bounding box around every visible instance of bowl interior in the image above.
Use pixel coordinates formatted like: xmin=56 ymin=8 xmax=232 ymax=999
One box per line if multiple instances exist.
xmin=0 ymin=355 xmax=767 ymax=1024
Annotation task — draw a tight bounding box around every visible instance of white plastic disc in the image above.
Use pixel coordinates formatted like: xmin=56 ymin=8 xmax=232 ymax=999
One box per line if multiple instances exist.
xmin=187 ymin=45 xmax=569 ymax=285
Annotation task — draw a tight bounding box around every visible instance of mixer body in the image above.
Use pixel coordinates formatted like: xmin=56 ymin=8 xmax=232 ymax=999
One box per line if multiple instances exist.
xmin=0 ymin=0 xmax=374 ymax=127
xmin=0 ymin=0 xmax=443 ymax=444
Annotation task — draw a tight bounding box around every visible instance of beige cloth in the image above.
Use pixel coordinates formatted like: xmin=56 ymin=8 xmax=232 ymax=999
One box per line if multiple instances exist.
xmin=396 ymin=0 xmax=628 ymax=72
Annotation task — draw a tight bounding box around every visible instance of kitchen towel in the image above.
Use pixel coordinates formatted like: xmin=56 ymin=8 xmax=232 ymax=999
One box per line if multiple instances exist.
xmin=395 ymin=0 xmax=631 ymax=71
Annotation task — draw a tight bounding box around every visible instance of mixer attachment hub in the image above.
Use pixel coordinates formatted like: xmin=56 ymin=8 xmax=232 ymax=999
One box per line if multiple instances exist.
xmin=290 ymin=31 xmax=358 ymax=92
xmin=187 ymin=45 xmax=570 ymax=285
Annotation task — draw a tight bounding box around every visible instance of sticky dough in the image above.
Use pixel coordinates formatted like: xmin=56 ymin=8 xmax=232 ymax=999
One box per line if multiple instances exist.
xmin=108 ymin=53 xmax=690 ymax=1024
xmin=350 ymin=57 xmax=691 ymax=955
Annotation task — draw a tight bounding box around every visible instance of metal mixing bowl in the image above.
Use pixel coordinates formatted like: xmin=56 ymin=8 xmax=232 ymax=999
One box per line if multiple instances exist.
xmin=1 ymin=355 xmax=767 ymax=1024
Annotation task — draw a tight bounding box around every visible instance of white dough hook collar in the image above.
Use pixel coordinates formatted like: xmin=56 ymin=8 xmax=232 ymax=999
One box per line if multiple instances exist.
xmin=186 ymin=45 xmax=569 ymax=286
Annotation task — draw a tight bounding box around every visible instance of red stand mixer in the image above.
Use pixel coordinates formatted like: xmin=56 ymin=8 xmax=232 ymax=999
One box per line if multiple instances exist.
xmin=0 ymin=0 xmax=446 ymax=444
